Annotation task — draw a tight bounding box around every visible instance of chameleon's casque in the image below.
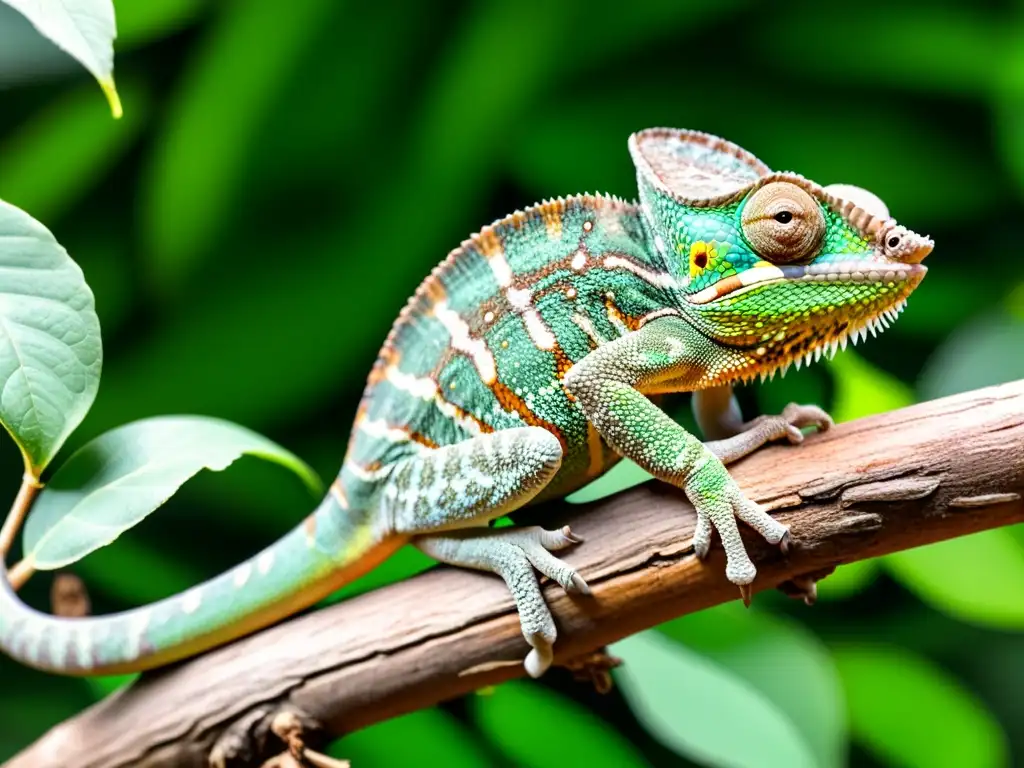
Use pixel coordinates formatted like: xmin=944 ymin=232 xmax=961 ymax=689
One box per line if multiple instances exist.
xmin=0 ymin=128 xmax=932 ymax=679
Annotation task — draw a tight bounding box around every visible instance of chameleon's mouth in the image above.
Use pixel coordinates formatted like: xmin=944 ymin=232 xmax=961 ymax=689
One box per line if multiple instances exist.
xmin=687 ymin=260 xmax=928 ymax=386
xmin=685 ymin=262 xmax=927 ymax=306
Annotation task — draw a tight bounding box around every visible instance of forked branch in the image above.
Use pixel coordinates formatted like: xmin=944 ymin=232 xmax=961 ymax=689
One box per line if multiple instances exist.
xmin=6 ymin=381 xmax=1024 ymax=768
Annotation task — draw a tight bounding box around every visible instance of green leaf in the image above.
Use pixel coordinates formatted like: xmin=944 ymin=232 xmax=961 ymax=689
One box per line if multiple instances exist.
xmin=330 ymin=708 xmax=492 ymax=767
xmin=656 ymin=603 xmax=846 ymax=768
xmin=827 ymin=349 xmax=914 ymax=423
xmin=0 ymin=80 xmax=148 ymax=224
xmin=472 ymin=679 xmax=648 ymax=768
xmin=0 ymin=199 xmax=102 ymax=476
xmin=815 ymin=560 xmax=880 ymax=601
xmin=1 ymin=0 xmax=122 ymax=117
xmin=142 ymin=0 xmax=334 ymax=294
xmin=833 ymin=645 xmax=1008 ymax=768
xmin=22 ymin=415 xmax=321 ymax=571
xmin=567 ymin=458 xmax=652 ymax=504
xmin=918 ymin=309 xmax=1024 ymax=400
xmin=613 ymin=629 xmax=820 ymax=768
xmin=885 ymin=528 xmax=1024 ymax=629
xmin=115 ymin=0 xmax=207 ymax=48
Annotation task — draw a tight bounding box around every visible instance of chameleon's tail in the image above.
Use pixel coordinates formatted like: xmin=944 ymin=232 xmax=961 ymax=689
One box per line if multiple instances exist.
xmin=0 ymin=485 xmax=404 ymax=676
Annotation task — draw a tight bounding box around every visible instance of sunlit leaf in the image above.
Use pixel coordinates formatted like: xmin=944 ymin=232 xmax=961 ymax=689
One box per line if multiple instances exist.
xmin=473 ymin=679 xmax=648 ymax=768
xmin=115 ymin=0 xmax=206 ymax=48
xmin=82 ymin=672 xmax=135 ymax=701
xmin=1 ymin=0 xmax=121 ymax=116
xmin=613 ymin=629 xmax=819 ymax=768
xmin=22 ymin=415 xmax=321 ymax=570
xmin=319 ymin=545 xmax=433 ymax=606
xmin=815 ymin=560 xmax=880 ymax=601
xmin=0 ymin=200 xmax=102 ymax=476
xmin=567 ymin=458 xmax=651 ymax=504
xmin=752 ymin=9 xmax=999 ymax=97
xmin=0 ymin=80 xmax=147 ymax=223
xmin=885 ymin=528 xmax=1024 ymax=629
xmin=658 ymin=603 xmax=846 ymax=767
xmin=834 ymin=645 xmax=1008 ymax=768
xmin=142 ymin=0 xmax=334 ymax=293
xmin=918 ymin=309 xmax=1024 ymax=400
xmin=827 ymin=349 xmax=914 ymax=423
xmin=330 ymin=708 xmax=492 ymax=767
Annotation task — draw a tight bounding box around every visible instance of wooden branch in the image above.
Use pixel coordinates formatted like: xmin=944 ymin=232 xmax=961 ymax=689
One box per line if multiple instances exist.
xmin=8 ymin=381 xmax=1024 ymax=768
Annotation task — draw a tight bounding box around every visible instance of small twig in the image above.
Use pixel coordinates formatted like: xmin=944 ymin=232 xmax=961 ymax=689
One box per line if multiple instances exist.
xmin=261 ymin=711 xmax=349 ymax=768
xmin=8 ymin=559 xmax=35 ymax=591
xmin=560 ymin=647 xmax=622 ymax=694
xmin=0 ymin=473 xmax=42 ymax=557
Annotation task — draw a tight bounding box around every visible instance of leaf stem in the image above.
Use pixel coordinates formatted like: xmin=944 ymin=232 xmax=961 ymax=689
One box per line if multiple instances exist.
xmin=8 ymin=559 xmax=34 ymax=591
xmin=0 ymin=472 xmax=43 ymax=557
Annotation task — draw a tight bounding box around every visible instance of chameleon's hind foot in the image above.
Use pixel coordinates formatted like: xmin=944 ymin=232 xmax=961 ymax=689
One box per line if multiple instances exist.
xmin=705 ymin=403 xmax=833 ymax=466
xmin=777 ymin=565 xmax=837 ymax=605
xmin=415 ymin=525 xmax=588 ymax=678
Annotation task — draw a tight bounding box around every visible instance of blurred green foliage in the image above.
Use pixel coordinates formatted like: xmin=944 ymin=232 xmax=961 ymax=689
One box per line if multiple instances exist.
xmin=1 ymin=0 xmax=1022 ymax=765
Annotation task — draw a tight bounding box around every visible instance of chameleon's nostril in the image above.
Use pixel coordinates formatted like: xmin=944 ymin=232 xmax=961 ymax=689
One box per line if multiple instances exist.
xmin=902 ymin=236 xmax=933 ymax=264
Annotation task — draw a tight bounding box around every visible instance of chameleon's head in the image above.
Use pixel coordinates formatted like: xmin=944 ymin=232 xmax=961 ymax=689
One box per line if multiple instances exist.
xmin=630 ymin=128 xmax=933 ymax=384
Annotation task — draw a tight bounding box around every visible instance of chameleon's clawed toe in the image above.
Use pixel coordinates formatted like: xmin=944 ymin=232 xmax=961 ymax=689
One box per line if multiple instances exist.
xmin=738 ymin=582 xmax=753 ymax=607
xmin=525 ymin=638 xmax=554 ymax=678
xmin=779 ymin=529 xmax=793 ymax=557
xmin=569 ymin=572 xmax=592 ymax=596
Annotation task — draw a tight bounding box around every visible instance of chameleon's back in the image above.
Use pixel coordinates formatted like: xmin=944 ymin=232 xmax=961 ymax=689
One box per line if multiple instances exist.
xmin=341 ymin=194 xmax=677 ymax=503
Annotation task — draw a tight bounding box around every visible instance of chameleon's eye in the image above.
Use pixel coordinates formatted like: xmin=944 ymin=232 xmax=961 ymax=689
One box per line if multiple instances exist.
xmin=741 ymin=181 xmax=824 ymax=263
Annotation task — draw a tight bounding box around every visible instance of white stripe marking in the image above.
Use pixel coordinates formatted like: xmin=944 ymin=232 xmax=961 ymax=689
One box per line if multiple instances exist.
xmin=359 ymin=418 xmax=416 ymax=445
xmin=233 ymin=562 xmax=253 ymax=588
xmin=257 ymin=550 xmax=275 ymax=576
xmin=181 ymin=588 xmax=203 ymax=615
xmin=487 ymin=249 xmax=514 ymax=288
xmin=602 ymin=256 xmax=677 ymax=289
xmin=434 ymin=300 xmax=497 ymax=383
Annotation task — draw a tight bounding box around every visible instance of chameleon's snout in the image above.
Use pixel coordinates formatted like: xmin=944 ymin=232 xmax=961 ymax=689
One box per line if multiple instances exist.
xmin=876 ymin=222 xmax=933 ymax=266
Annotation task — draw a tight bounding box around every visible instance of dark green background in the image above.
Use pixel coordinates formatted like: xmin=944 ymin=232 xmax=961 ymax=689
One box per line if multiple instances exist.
xmin=1 ymin=0 xmax=1023 ymax=765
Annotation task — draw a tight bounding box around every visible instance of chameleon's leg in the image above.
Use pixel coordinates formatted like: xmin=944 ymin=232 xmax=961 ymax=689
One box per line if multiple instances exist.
xmin=693 ymin=384 xmax=833 ymax=464
xmin=565 ymin=316 xmax=789 ymax=603
xmin=691 ymin=388 xmax=833 ymax=603
xmin=416 ymin=525 xmax=589 ymax=677
xmin=380 ymin=426 xmax=588 ymax=675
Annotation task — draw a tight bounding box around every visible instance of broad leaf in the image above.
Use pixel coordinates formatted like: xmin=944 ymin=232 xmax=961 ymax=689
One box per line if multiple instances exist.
xmin=1 ymin=0 xmax=121 ymax=117
xmin=22 ymin=415 xmax=321 ymax=570
xmin=885 ymin=528 xmax=1024 ymax=629
xmin=331 ymin=708 xmax=492 ymax=767
xmin=834 ymin=645 xmax=1008 ymax=767
xmin=656 ymin=603 xmax=846 ymax=768
xmin=827 ymin=348 xmax=914 ymax=423
xmin=918 ymin=309 xmax=1024 ymax=400
xmin=0 ymin=80 xmax=148 ymax=224
xmin=0 ymin=199 xmax=102 ymax=476
xmin=816 ymin=559 xmax=880 ymax=601
xmin=613 ymin=630 xmax=819 ymax=768
xmin=472 ymin=679 xmax=648 ymax=768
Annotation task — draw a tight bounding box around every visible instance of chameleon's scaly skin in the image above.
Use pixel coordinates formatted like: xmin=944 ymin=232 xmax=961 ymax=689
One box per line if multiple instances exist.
xmin=0 ymin=128 xmax=932 ymax=677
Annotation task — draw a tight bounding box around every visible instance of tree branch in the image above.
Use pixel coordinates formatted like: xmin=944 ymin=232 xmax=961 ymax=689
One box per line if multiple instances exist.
xmin=7 ymin=381 xmax=1024 ymax=768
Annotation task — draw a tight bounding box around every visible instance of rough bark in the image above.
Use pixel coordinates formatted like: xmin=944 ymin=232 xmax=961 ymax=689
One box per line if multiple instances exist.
xmin=7 ymin=380 xmax=1024 ymax=768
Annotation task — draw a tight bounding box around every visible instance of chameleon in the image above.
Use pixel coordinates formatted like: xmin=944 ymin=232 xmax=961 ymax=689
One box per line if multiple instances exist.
xmin=0 ymin=128 xmax=932 ymax=679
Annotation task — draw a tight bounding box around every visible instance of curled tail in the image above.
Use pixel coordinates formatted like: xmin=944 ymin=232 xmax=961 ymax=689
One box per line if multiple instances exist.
xmin=0 ymin=483 xmax=403 ymax=676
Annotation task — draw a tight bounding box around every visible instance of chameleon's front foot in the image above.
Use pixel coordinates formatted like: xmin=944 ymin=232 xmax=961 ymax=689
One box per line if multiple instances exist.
xmin=686 ymin=453 xmax=790 ymax=606
xmin=415 ymin=525 xmax=589 ymax=677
